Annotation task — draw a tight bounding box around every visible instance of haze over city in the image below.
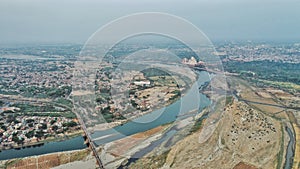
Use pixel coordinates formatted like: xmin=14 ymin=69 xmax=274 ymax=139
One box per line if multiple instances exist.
xmin=0 ymin=0 xmax=300 ymax=44
xmin=0 ymin=1 xmax=299 ymax=169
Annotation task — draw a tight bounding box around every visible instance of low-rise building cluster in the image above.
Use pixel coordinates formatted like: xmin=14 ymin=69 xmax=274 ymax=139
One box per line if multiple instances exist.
xmin=0 ymin=114 xmax=79 ymax=149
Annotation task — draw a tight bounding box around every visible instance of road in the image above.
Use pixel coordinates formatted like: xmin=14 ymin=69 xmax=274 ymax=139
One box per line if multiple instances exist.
xmin=238 ymin=97 xmax=300 ymax=111
xmin=76 ymin=114 xmax=105 ymax=169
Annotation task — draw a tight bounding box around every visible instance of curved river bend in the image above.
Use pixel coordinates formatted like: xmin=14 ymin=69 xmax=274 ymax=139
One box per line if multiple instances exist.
xmin=91 ymin=71 xmax=211 ymax=145
xmin=0 ymin=71 xmax=211 ymax=160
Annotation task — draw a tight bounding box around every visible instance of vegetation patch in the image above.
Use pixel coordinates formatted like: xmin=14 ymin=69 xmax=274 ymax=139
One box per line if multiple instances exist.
xmin=224 ymin=61 xmax=300 ymax=85
xmin=129 ymin=150 xmax=170 ymax=169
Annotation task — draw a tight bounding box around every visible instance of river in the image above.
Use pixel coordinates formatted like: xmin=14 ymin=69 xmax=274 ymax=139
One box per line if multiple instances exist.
xmin=0 ymin=70 xmax=211 ymax=160
xmin=0 ymin=136 xmax=86 ymax=160
xmin=284 ymin=127 xmax=295 ymax=169
xmin=91 ymin=71 xmax=211 ymax=145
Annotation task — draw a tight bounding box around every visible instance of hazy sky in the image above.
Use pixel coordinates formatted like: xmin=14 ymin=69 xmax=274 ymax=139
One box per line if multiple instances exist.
xmin=0 ymin=0 xmax=299 ymax=44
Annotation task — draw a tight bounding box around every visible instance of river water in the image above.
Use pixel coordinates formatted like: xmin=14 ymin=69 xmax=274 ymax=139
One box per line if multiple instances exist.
xmin=91 ymin=71 xmax=211 ymax=145
xmin=0 ymin=136 xmax=86 ymax=160
xmin=284 ymin=127 xmax=295 ymax=169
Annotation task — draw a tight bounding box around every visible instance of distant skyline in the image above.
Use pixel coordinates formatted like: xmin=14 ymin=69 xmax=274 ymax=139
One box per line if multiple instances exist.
xmin=0 ymin=0 xmax=300 ymax=44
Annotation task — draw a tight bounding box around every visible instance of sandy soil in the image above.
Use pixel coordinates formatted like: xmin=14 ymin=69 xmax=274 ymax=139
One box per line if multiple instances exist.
xmin=233 ymin=162 xmax=257 ymax=169
xmin=1 ymin=149 xmax=92 ymax=169
xmin=98 ymin=124 xmax=170 ymax=168
xmin=160 ymin=99 xmax=282 ymax=169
